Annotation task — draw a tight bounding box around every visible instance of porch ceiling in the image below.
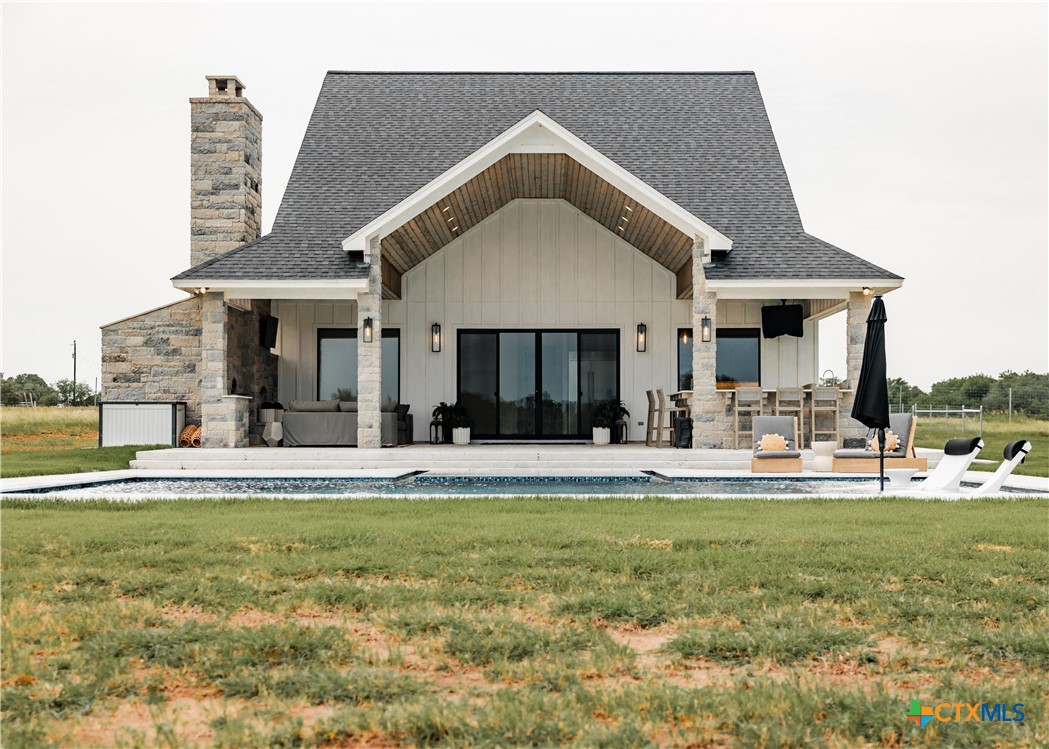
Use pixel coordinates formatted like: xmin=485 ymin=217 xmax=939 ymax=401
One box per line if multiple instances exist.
xmin=379 ymin=153 xmax=696 ymax=300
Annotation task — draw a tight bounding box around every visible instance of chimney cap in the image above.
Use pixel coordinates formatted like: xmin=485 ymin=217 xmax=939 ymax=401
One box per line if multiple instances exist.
xmin=205 ymin=75 xmax=247 ymax=97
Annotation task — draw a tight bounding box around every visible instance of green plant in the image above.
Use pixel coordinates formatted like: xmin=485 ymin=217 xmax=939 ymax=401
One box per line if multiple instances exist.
xmin=591 ymin=399 xmax=629 ymax=429
xmin=448 ymin=402 xmax=471 ymax=429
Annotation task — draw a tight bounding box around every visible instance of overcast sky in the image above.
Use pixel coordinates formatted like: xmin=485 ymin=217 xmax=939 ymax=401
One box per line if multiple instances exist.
xmin=2 ymin=1 xmax=1046 ymax=391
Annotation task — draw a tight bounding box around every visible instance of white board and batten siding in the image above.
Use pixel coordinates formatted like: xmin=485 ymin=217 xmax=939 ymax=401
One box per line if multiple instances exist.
xmin=274 ymin=199 xmax=819 ymax=440
xmin=99 ymin=402 xmax=186 ymax=447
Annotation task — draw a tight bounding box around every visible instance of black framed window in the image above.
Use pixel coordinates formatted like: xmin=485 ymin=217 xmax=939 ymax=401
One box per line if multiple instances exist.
xmin=715 ymin=328 xmax=760 ymax=389
xmin=676 ymin=329 xmax=693 ymax=391
xmin=317 ymin=328 xmax=400 ymax=403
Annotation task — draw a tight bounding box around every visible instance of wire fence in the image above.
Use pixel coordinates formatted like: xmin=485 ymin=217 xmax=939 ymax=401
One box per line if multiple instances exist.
xmin=907 ymin=405 xmax=983 ymax=434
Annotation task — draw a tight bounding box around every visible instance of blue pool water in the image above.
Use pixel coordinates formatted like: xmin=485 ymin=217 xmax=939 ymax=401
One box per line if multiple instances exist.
xmin=5 ymin=475 xmax=1041 ymax=498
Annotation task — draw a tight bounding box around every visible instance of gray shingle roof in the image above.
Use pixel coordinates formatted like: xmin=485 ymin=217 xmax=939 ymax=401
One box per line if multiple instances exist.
xmin=174 ymin=71 xmax=900 ymax=283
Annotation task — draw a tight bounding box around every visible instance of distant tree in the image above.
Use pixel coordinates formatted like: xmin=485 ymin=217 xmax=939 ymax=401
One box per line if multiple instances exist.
xmin=1 ymin=373 xmax=58 ymax=406
xmin=886 ymin=377 xmax=926 ymax=411
xmin=54 ymin=379 xmax=94 ymax=407
xmin=923 ymin=374 xmax=996 ymax=407
xmin=1 ymin=377 xmax=20 ymax=405
xmin=984 ymin=371 xmax=1049 ymax=419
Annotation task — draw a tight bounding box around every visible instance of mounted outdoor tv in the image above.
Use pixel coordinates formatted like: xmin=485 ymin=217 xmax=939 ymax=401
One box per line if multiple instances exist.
xmin=259 ymin=315 xmax=279 ymax=348
xmin=760 ymin=304 xmax=803 ymax=339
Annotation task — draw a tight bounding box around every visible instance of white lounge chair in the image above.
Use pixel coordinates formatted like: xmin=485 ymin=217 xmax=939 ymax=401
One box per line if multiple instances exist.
xmin=963 ymin=440 xmax=1031 ymax=497
xmin=913 ymin=437 xmax=983 ymax=494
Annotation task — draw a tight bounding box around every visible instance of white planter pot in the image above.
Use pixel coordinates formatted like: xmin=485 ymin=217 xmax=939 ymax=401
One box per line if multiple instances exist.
xmin=592 ymin=427 xmax=611 ymax=445
xmin=452 ymin=427 xmax=471 ymax=445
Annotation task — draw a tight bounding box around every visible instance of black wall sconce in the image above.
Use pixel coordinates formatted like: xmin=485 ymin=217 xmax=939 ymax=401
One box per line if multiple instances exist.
xmin=431 ymin=323 xmax=441 ymax=353
xmin=701 ymin=316 xmax=712 ymax=343
xmin=362 ymin=317 xmax=374 ymax=343
xmin=636 ymin=323 xmax=647 ymax=353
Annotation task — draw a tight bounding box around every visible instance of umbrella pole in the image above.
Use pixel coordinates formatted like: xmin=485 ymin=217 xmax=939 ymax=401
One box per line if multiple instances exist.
xmin=878 ymin=427 xmax=886 ymax=493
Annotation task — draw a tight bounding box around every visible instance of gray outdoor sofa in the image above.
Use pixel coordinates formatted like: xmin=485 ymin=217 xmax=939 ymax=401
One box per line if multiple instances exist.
xmin=281 ymin=400 xmax=412 ymax=447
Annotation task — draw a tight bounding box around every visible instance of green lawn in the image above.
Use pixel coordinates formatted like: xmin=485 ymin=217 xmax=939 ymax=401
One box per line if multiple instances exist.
xmin=2 ymin=498 xmax=1046 ymax=747
xmin=0 ymin=445 xmax=164 ymax=478
xmin=914 ymin=414 xmax=1048 ymax=478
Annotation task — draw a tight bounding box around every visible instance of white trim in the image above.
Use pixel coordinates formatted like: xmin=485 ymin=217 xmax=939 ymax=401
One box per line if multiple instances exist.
xmin=341 ymin=110 xmax=733 ymax=259
xmin=171 ymin=278 xmax=368 ymax=301
xmin=707 ymin=278 xmax=903 ymax=300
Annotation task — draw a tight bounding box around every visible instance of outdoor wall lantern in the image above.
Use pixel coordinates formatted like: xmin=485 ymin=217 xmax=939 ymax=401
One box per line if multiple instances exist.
xmin=362 ymin=317 xmax=374 ymax=343
xmin=636 ymin=323 xmax=647 ymax=353
xmin=431 ymin=323 xmax=442 ymax=352
xmin=701 ymin=316 xmax=712 ymax=342
xmin=862 ymin=286 xmax=872 ymax=296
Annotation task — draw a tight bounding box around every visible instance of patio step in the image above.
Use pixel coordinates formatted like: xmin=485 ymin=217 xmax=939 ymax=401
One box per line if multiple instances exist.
xmin=129 ymin=445 xmax=760 ymax=472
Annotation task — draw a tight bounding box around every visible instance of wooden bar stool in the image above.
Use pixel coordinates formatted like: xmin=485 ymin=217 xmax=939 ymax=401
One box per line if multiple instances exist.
xmin=656 ymin=389 xmax=688 ymax=447
xmin=734 ymin=386 xmax=763 ymax=449
xmin=810 ymin=386 xmax=841 ymax=446
xmin=775 ymin=387 xmax=806 ymax=449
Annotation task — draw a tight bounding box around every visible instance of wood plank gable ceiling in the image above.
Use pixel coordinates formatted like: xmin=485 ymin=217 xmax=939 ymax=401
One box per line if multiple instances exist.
xmin=379 ymin=153 xmax=696 ymax=300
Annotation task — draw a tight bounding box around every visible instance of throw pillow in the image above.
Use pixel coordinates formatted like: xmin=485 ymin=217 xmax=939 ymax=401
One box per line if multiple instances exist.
xmin=870 ymin=431 xmax=899 ymax=452
xmin=758 ymin=433 xmax=788 ymax=452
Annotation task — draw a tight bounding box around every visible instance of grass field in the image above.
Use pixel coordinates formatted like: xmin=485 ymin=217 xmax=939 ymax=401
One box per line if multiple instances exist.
xmin=914 ymin=414 xmax=1048 ymax=478
xmin=2 ymin=498 xmax=1046 ymax=747
xmin=0 ymin=407 xmax=162 ymax=478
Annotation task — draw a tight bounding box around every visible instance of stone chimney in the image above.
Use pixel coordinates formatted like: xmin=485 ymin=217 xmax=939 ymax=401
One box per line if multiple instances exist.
xmin=190 ymin=76 xmax=262 ymax=268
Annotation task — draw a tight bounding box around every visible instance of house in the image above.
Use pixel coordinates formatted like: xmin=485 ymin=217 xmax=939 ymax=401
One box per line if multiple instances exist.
xmin=100 ymin=72 xmax=902 ymax=448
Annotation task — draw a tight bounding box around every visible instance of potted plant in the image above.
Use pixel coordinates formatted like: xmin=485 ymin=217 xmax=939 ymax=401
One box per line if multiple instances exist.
xmin=449 ymin=402 xmax=471 ymax=445
xmin=591 ymin=400 xmax=616 ymax=445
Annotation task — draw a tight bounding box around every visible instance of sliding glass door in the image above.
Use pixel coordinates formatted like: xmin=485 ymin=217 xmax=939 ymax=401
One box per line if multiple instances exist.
xmin=458 ymin=329 xmax=618 ymax=439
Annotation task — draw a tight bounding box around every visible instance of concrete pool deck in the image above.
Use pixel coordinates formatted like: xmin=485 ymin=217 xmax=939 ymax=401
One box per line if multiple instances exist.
xmin=1 ymin=444 xmax=1045 ymax=496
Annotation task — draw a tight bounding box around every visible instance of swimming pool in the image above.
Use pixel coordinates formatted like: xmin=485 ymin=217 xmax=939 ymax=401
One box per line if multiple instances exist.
xmin=4 ymin=474 xmax=1042 ymax=499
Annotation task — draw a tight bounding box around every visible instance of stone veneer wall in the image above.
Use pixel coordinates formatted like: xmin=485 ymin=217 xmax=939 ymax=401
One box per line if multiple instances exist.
xmin=841 ymin=291 xmax=872 ymax=447
xmin=356 ymin=242 xmax=383 ymax=448
xmin=100 ymin=298 xmax=203 ymax=421
xmin=227 ymin=300 xmax=278 ymax=445
xmin=690 ymin=240 xmax=734 ymax=448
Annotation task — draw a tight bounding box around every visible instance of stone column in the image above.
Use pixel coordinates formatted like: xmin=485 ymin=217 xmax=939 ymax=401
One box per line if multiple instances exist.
xmin=200 ymin=292 xmax=247 ymax=448
xmin=690 ymin=240 xmax=731 ymax=448
xmin=356 ymin=239 xmax=383 ymax=448
xmin=841 ymin=291 xmax=872 ymax=447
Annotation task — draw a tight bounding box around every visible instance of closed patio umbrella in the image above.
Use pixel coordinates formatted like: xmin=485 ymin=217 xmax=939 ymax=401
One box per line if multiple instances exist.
xmin=851 ymin=295 xmax=890 ymax=491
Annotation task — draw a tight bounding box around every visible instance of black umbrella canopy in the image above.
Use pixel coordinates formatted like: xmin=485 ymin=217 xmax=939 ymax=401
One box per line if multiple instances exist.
xmin=851 ymin=295 xmax=890 ymax=430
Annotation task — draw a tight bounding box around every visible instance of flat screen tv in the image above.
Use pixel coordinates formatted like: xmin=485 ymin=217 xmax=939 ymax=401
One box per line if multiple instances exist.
xmin=760 ymin=304 xmax=803 ymax=339
xmin=259 ymin=315 xmax=279 ymax=348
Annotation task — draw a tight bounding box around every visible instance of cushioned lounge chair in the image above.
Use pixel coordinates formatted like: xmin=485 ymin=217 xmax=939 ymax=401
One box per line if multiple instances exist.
xmin=963 ymin=440 xmax=1030 ymax=497
xmin=831 ymin=413 xmax=928 ymax=472
xmin=910 ymin=436 xmax=984 ymax=493
xmin=750 ymin=415 xmax=802 ymax=473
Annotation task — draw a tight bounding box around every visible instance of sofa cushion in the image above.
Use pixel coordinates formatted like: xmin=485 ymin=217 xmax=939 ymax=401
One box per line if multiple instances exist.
xmin=381 ymin=399 xmax=398 ymax=413
xmin=288 ymin=399 xmax=339 ymax=412
xmin=394 ymin=403 xmax=410 ymax=421
xmin=755 ymin=450 xmax=802 ymax=459
xmin=338 ymin=401 xmax=359 ymax=413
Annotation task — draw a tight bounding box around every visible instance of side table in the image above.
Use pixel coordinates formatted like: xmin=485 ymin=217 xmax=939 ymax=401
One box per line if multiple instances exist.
xmin=811 ymin=441 xmax=836 ymax=472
